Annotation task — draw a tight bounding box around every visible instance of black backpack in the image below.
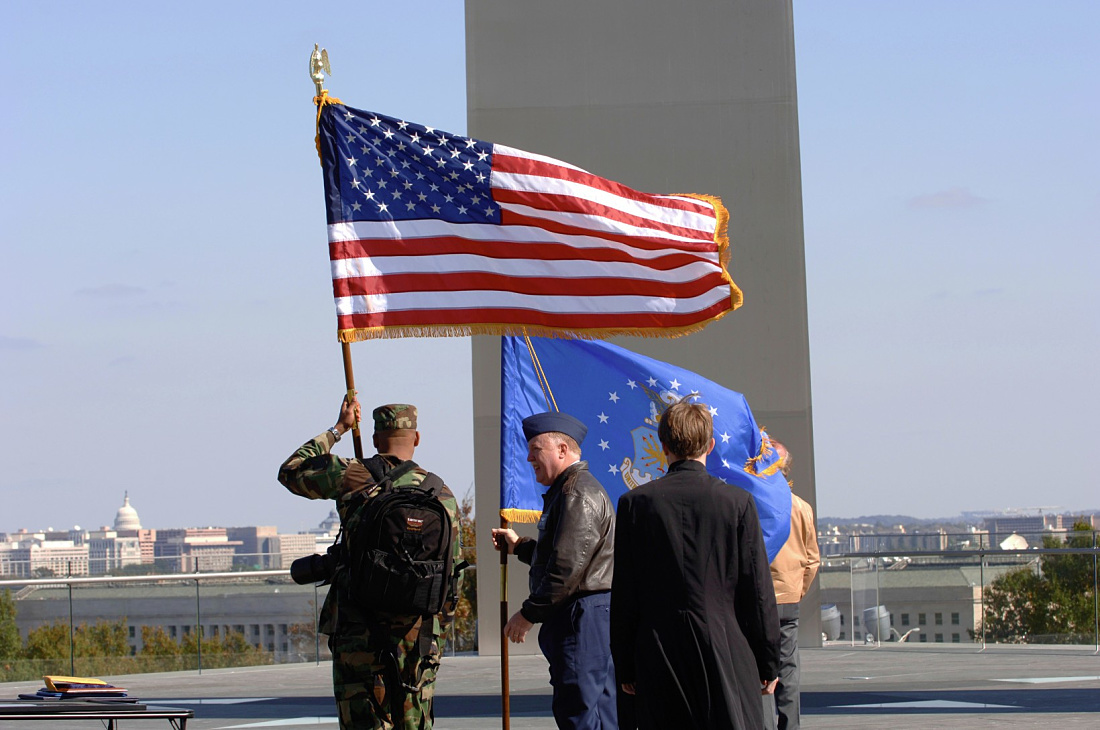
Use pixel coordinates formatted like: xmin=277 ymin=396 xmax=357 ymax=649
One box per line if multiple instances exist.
xmin=340 ymin=457 xmax=455 ymax=616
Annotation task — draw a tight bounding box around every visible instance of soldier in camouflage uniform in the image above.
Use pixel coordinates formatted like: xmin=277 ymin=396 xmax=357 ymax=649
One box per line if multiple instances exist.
xmin=278 ymin=395 xmax=460 ymax=730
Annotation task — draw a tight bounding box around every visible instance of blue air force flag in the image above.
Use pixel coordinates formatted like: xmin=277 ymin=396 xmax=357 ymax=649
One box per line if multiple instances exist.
xmin=501 ymin=336 xmax=792 ymax=561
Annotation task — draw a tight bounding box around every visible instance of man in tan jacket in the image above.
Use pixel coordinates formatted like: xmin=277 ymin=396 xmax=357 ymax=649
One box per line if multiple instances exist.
xmin=764 ymin=439 xmax=820 ymax=730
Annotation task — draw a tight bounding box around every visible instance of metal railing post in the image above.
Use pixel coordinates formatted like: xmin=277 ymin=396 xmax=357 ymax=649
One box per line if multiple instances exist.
xmin=849 ymin=558 xmax=855 ymax=647
xmin=875 ymin=555 xmax=882 ymax=647
xmin=195 ymin=576 xmax=202 ymax=674
xmin=980 ymin=551 xmax=986 ymax=651
xmin=314 ymin=584 xmax=320 ymax=665
xmin=1093 ymin=532 xmax=1098 ymax=654
xmin=68 ymin=581 xmax=75 ymax=675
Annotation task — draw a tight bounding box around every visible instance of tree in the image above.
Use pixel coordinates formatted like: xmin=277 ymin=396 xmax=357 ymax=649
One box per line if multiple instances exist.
xmin=450 ymin=490 xmax=478 ymax=653
xmin=181 ymin=628 xmax=272 ymax=669
xmin=0 ymin=590 xmax=20 ymax=660
xmin=138 ymin=625 xmax=272 ymax=671
xmin=0 ymin=589 xmax=23 ymax=679
xmin=978 ymin=521 xmax=1098 ymax=644
xmin=288 ymin=598 xmax=328 ymax=662
xmin=22 ymin=621 xmax=69 ymax=664
xmin=22 ymin=617 xmax=133 ymax=676
xmin=114 ymin=563 xmax=159 ymax=577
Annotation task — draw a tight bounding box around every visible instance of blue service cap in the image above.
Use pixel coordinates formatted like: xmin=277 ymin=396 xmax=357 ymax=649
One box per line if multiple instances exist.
xmin=522 ymin=411 xmax=588 ymax=446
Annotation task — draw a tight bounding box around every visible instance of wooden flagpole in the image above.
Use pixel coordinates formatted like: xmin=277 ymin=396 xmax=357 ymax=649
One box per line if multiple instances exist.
xmin=340 ymin=342 xmax=364 ymax=459
xmin=499 ymin=517 xmax=511 ymax=730
xmin=309 ymin=49 xmax=364 ymax=460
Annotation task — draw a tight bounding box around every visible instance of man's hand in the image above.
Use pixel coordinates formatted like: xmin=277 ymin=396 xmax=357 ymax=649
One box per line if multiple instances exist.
xmin=491 ymin=528 xmax=519 ymax=554
xmin=761 ymin=677 xmax=779 ymax=695
xmin=620 ymin=682 xmax=636 ymax=695
xmin=503 ymin=610 xmax=533 ymax=643
xmin=335 ymin=392 xmax=361 ymax=434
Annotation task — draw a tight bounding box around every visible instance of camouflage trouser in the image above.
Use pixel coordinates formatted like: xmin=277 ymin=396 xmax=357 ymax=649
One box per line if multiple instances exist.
xmin=330 ymin=622 xmax=441 ymax=730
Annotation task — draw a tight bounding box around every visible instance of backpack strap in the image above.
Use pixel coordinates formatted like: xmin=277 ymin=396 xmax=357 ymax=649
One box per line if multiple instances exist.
xmin=413 ymin=471 xmax=448 ymax=662
xmin=361 ymin=455 xmax=389 ymax=483
xmin=418 ymin=472 xmax=444 ymax=498
xmin=359 ymin=456 xmax=419 ymax=490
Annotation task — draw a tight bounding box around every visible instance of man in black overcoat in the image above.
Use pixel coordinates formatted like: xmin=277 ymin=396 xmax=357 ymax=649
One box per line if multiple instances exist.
xmin=610 ymin=399 xmax=780 ymax=729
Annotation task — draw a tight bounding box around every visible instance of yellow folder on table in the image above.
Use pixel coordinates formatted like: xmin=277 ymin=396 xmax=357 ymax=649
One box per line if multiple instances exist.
xmin=42 ymin=676 xmax=110 ymax=691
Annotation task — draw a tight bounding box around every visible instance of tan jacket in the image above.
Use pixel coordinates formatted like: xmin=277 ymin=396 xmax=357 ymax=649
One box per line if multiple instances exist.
xmin=770 ymin=493 xmax=820 ymax=604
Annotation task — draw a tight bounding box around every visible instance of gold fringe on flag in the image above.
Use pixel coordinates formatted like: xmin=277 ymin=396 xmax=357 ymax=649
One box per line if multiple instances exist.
xmin=743 ymin=428 xmax=782 ymax=478
xmin=336 ymin=317 xmax=737 ymax=343
xmin=679 ymin=193 xmax=743 ymax=312
xmin=314 ymin=90 xmax=344 ymax=164
xmin=500 ymin=508 xmax=542 ymax=524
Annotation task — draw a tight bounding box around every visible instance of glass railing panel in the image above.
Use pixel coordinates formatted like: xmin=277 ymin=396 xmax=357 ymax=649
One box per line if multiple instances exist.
xmin=816 ymin=535 xmax=1099 ymax=651
xmin=849 ymin=556 xmax=882 ymax=645
xmin=2 ymin=570 xmax=334 ymax=680
xmin=976 ymin=533 xmax=1099 ymax=647
xmin=818 ymin=556 xmax=852 ymax=644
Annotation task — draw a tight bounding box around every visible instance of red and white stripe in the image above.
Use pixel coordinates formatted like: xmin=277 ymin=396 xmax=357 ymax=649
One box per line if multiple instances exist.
xmin=328 ymin=143 xmax=737 ymax=338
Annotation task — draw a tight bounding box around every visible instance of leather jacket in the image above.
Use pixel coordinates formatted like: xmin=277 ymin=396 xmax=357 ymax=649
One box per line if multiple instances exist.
xmin=515 ymin=461 xmax=615 ymax=623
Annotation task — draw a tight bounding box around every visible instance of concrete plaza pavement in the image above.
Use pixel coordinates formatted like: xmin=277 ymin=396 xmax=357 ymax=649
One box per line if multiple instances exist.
xmin=1 ymin=645 xmax=1098 ymax=728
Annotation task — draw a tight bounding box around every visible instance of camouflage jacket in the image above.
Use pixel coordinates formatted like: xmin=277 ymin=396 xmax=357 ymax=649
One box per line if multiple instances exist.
xmin=277 ymin=431 xmax=460 ymax=637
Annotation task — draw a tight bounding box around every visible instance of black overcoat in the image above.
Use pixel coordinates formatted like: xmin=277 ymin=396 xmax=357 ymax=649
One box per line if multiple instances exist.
xmin=611 ymin=459 xmax=780 ymax=729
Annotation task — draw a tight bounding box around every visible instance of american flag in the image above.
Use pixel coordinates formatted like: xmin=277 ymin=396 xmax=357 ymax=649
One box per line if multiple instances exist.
xmin=317 ymin=101 xmax=742 ymax=341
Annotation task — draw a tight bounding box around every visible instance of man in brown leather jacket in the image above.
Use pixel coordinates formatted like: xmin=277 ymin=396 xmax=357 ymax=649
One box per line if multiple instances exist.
xmin=492 ymin=411 xmax=618 ymax=730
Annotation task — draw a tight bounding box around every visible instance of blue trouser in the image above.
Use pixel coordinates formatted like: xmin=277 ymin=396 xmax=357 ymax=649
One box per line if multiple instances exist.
xmin=538 ymin=591 xmax=619 ymax=730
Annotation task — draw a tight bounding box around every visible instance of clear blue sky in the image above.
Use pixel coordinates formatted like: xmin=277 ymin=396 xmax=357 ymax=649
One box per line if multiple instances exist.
xmin=1 ymin=1 xmax=1096 ymax=532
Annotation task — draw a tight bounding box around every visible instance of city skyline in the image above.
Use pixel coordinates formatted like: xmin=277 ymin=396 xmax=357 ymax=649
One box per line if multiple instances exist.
xmin=3 ymin=489 xmax=1094 ymax=536
xmin=0 ymin=492 xmax=337 ymax=535
xmin=2 ymin=2 xmax=1096 ymax=529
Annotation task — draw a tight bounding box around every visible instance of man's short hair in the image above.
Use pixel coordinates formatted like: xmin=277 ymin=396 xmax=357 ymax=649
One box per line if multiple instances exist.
xmin=541 ymin=431 xmax=582 ymax=458
xmin=657 ymin=400 xmax=713 ymax=459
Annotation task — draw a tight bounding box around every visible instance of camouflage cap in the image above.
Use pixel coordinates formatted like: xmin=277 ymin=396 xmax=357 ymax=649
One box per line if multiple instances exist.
xmin=372 ymin=403 xmax=418 ymax=432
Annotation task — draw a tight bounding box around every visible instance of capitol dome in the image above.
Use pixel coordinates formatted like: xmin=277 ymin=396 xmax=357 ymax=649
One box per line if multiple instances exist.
xmin=113 ymin=492 xmax=142 ymax=531
xmin=319 ymin=509 xmax=340 ymax=534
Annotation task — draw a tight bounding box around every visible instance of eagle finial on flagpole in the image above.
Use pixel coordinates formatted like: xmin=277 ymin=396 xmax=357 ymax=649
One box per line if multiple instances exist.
xmin=310 ymin=43 xmax=331 ymax=96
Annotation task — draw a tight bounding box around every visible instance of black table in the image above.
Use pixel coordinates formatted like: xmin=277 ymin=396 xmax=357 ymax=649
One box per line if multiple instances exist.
xmin=0 ymin=701 xmax=193 ymax=728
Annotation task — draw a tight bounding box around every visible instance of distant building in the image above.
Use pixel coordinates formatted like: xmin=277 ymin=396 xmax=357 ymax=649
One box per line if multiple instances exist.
xmin=849 ymin=529 xmax=950 ymax=553
xmin=226 ymin=526 xmax=279 ymax=569
xmin=817 ymin=525 xmax=951 ymax=555
xmin=114 ymin=493 xmax=142 ymax=531
xmin=305 ymin=509 xmax=340 ymax=553
xmin=0 ymin=498 xmax=388 ymax=580
xmin=87 ymin=528 xmax=143 ymax=574
xmin=0 ymin=529 xmax=90 ymax=578
xmin=982 ymin=512 xmax=1100 ymax=546
xmin=265 ymin=533 xmax=318 ymax=570
xmin=818 ymin=526 xmax=848 ymax=557
xmin=154 ymin=528 xmax=242 ymax=573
